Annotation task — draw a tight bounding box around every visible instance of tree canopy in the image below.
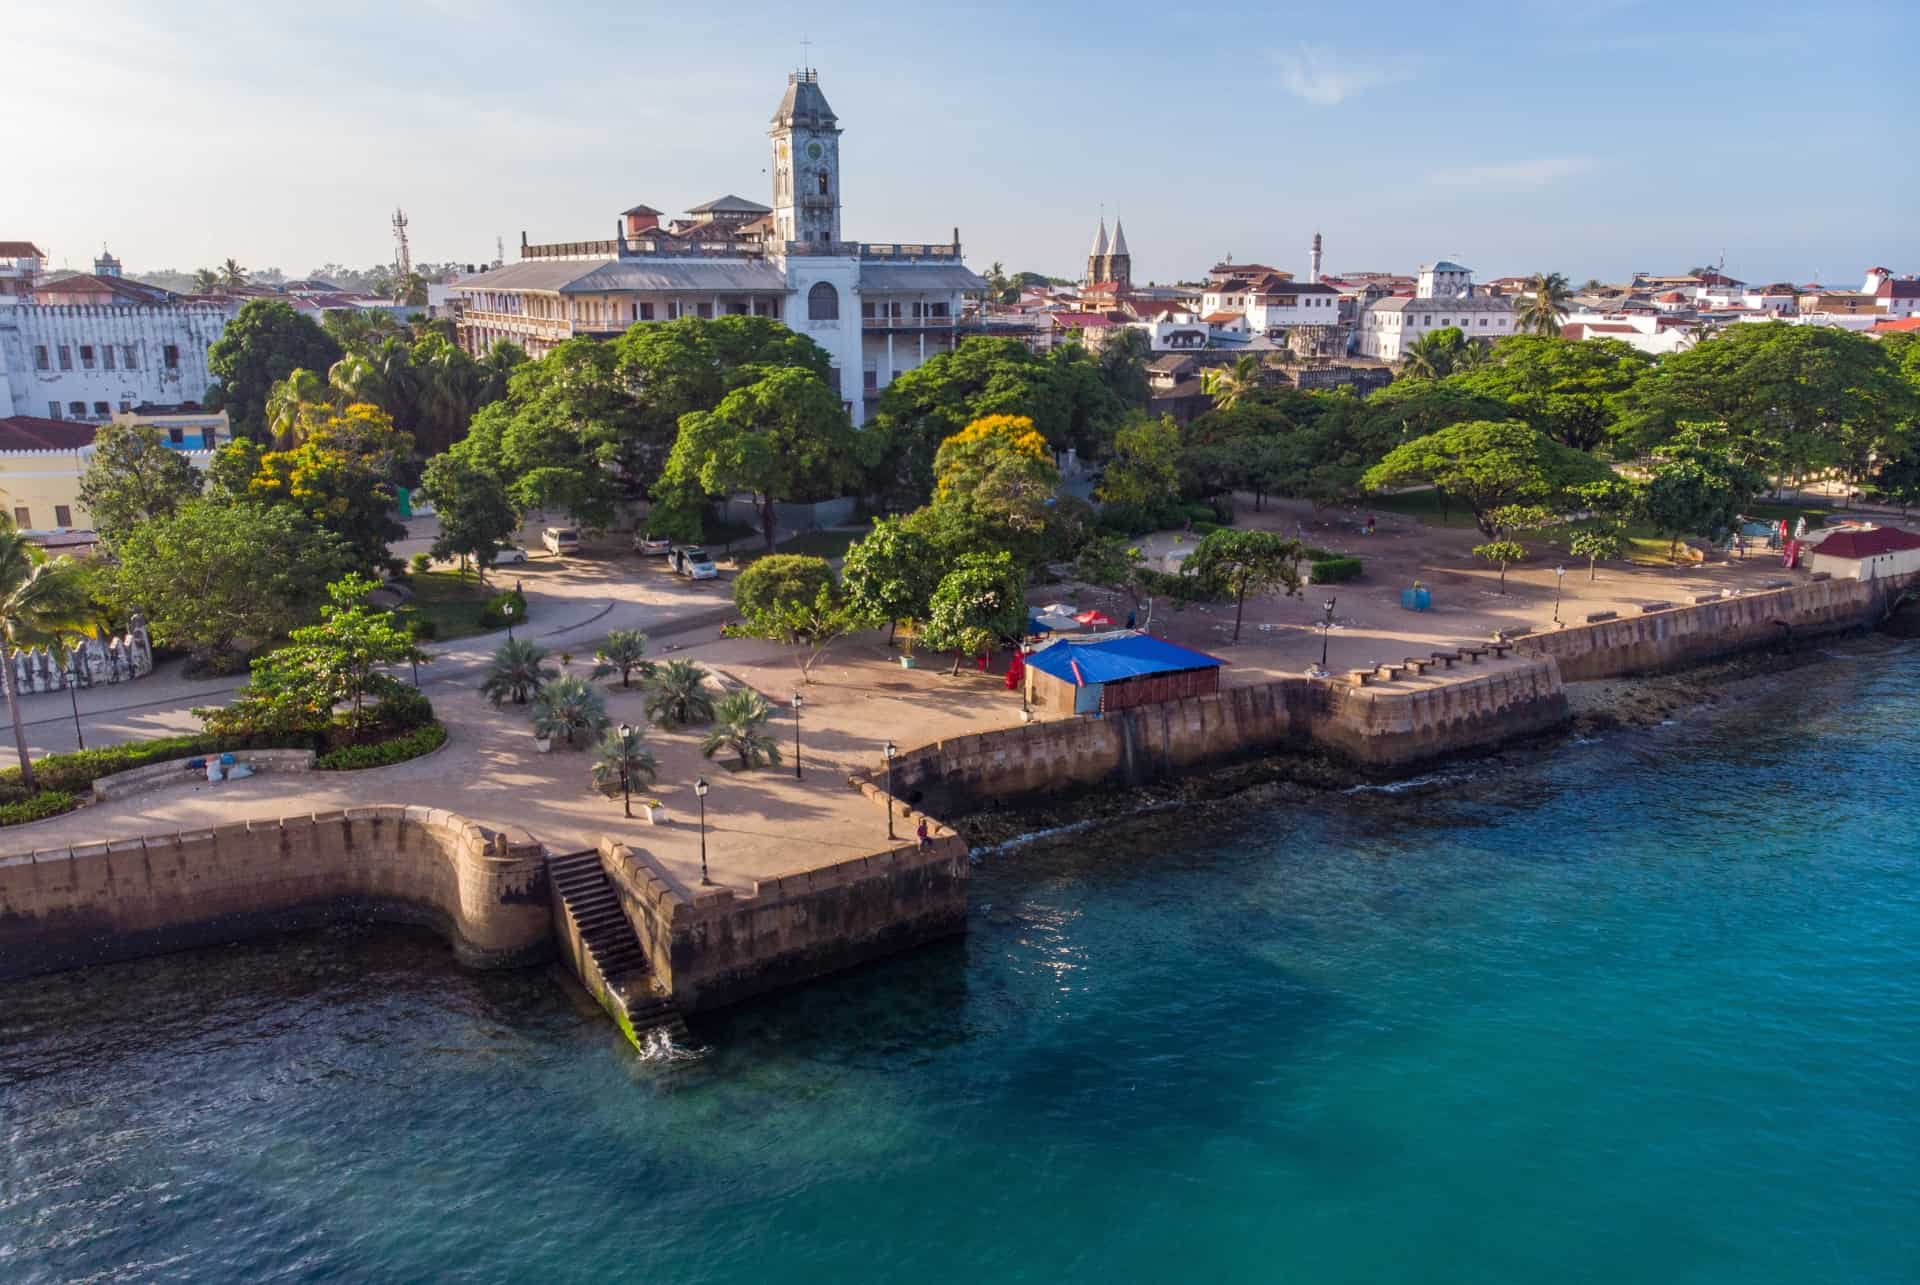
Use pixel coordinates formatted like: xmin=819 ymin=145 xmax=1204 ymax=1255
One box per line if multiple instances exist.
xmin=1362 ymin=419 xmax=1613 ymax=535
xmin=76 ymin=423 xmax=203 ymax=551
xmin=206 ymin=299 xmax=343 ymax=439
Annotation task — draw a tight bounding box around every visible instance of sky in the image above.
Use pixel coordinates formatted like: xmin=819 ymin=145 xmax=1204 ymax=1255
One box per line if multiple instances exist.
xmin=4 ymin=0 xmax=1911 ymax=287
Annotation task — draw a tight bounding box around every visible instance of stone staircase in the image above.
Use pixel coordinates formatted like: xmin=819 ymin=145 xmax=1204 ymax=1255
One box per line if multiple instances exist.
xmin=548 ymin=850 xmax=688 ymax=1046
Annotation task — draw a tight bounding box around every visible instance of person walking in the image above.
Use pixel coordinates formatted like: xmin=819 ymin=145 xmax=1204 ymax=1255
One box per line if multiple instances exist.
xmin=916 ymin=818 xmax=932 ymax=849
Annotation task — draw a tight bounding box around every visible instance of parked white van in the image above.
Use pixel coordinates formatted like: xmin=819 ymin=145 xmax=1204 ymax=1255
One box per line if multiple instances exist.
xmin=542 ymin=527 xmax=581 ymax=556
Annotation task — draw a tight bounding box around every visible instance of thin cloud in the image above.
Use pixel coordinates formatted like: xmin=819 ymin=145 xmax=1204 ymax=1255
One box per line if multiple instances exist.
xmin=1270 ymin=45 xmax=1412 ymax=106
xmin=1429 ymin=157 xmax=1599 ymax=189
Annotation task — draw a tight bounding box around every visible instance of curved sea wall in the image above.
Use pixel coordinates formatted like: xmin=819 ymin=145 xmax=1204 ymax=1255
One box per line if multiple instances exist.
xmin=877 ymin=657 xmax=1569 ymax=816
xmin=0 ymin=806 xmax=550 ymax=981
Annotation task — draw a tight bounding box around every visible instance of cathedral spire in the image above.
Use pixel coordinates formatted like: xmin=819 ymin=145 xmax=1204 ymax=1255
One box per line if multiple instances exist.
xmin=1109 ymin=219 xmax=1129 ymax=257
xmin=1089 ymin=218 xmax=1109 ymax=259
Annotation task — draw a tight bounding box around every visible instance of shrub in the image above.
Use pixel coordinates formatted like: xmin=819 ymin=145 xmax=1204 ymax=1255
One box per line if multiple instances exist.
xmin=1308 ymin=556 xmax=1363 ymax=584
xmin=1182 ymin=502 xmax=1218 ymax=525
xmin=479 ymin=587 xmax=529 ymax=628
xmin=406 ymin=616 xmax=438 ymax=641
xmin=1192 ymin=520 xmax=1225 ymax=537
xmin=1096 ymin=503 xmax=1158 ymax=538
xmin=1136 ymin=567 xmax=1220 ymax=603
xmin=409 ymin=552 xmax=432 ymax=574
xmin=0 ymin=790 xmax=80 ymax=826
xmin=315 ymin=723 xmax=447 ymax=771
xmin=372 ymin=685 xmax=434 ymax=731
xmin=0 ymin=734 xmax=235 ymax=796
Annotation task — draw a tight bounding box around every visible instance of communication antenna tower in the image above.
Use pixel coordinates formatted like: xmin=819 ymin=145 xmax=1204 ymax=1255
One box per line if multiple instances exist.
xmin=392 ymin=207 xmax=412 ymax=280
xmin=495 ymin=235 xmax=505 ymax=268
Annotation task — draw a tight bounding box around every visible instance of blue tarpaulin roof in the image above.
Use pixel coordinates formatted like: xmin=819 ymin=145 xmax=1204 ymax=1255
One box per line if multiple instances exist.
xmin=1024 ymin=631 xmax=1223 ymax=687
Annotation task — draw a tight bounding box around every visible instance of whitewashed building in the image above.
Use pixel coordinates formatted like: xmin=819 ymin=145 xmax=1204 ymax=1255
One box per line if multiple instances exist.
xmin=0 ymin=302 xmax=235 ymax=422
xmin=451 ymin=71 xmax=986 ymax=425
xmin=1357 ymin=260 xmax=1513 ymax=361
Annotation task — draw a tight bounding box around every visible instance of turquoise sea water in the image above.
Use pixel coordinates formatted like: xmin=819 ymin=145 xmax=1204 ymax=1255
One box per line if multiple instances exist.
xmin=4 ymin=640 xmax=1918 ymax=1284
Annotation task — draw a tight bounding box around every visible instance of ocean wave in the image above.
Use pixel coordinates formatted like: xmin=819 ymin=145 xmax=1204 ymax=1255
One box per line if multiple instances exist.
xmin=636 ymin=1027 xmax=703 ymax=1064
xmin=1340 ymin=773 xmax=1459 ymax=796
xmin=970 ymin=800 xmax=1182 ymax=859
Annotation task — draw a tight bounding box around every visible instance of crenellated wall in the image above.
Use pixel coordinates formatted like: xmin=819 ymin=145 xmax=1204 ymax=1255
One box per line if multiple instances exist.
xmin=0 ymin=806 xmax=550 ymax=981
xmin=598 ymin=807 xmax=969 ymax=1013
xmin=6 ymin=612 xmax=154 ymax=695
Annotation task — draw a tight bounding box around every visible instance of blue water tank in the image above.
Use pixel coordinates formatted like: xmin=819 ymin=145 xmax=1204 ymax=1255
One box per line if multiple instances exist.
xmin=1400 ymin=586 xmax=1431 ymax=612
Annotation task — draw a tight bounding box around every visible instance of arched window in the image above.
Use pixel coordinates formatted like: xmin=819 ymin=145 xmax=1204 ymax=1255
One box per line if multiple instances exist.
xmin=816 ymin=169 xmax=830 ymax=196
xmin=807 ymin=281 xmax=839 ymax=321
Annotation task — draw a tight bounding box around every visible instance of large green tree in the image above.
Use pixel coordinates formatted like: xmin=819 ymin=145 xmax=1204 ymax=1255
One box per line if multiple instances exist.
xmin=659 ymin=367 xmax=865 ymax=552
xmin=76 ymin=423 xmax=203 ymax=550
xmin=909 ymin=414 xmax=1064 ymax=566
xmin=841 ymin=517 xmax=939 ymax=637
xmin=421 ymin=451 xmax=519 ymax=581
xmin=1362 ymin=419 xmax=1613 ymax=536
xmin=921 ymin=550 xmax=1027 ymax=674
xmin=1096 ymin=412 xmax=1183 ymax=517
xmin=1453 ymin=334 xmax=1652 ymax=452
xmin=250 ymin=402 xmax=412 ymax=572
xmin=206 ymin=299 xmax=343 ymax=438
xmin=108 ymin=501 xmax=352 ymax=668
xmin=1643 ymin=434 xmax=1767 ymax=558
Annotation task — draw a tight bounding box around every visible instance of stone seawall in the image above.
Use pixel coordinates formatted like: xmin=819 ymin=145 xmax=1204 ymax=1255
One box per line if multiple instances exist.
xmin=1519 ymin=574 xmax=1911 ymax=681
xmin=0 ymin=806 xmax=550 ymax=981
xmin=599 ymin=807 xmax=968 ymax=1013
xmin=880 ymin=657 xmax=1568 ymax=815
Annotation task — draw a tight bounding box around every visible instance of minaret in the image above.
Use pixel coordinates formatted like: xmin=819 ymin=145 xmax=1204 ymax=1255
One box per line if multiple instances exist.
xmin=1087 ymin=218 xmax=1109 ymax=283
xmin=1309 ymin=232 xmax=1322 ymax=285
xmin=1106 ymin=219 xmax=1132 ymax=290
xmin=93 ymin=245 xmax=122 ymax=278
xmin=769 ymin=69 xmax=843 ymax=247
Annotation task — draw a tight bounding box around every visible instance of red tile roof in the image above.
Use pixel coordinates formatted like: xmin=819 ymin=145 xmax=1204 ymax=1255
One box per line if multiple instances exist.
xmin=0 ymin=417 xmax=97 ymax=450
xmin=1204 ymin=311 xmax=1241 ymax=324
xmin=1049 ymin=311 xmax=1121 ymax=328
xmin=1874 ymin=278 xmax=1920 ymax=298
xmin=1813 ymin=527 xmax=1920 ymax=559
xmin=1870 ymin=317 xmax=1920 ymax=333
xmin=0 ymin=241 xmax=44 ymax=258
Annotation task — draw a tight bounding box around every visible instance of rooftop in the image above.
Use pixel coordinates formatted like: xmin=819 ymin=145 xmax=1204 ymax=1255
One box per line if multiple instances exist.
xmin=0 ymin=416 xmax=97 ymax=450
xmin=1025 ymin=631 xmax=1224 ymax=686
xmin=1814 ymin=527 xmax=1920 ymax=559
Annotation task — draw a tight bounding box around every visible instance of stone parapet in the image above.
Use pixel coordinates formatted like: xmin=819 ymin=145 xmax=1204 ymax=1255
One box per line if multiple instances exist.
xmin=0 ymin=806 xmax=549 ymax=981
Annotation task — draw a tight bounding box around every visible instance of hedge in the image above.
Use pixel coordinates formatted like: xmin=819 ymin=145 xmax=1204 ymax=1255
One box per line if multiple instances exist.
xmin=1308 ymin=556 xmax=1364 ymax=584
xmin=0 ymin=732 xmax=319 ymax=802
xmin=314 ymin=722 xmax=447 ymax=771
xmin=1136 ymin=567 xmax=1221 ymax=603
xmin=0 ymin=790 xmax=79 ymax=826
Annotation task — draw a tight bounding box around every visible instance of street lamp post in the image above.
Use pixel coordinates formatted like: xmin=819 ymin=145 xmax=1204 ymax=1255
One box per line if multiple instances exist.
xmin=884 ymin=740 xmax=898 ymax=841
xmin=694 ymin=777 xmax=711 ymax=885
xmin=1319 ymin=596 xmax=1337 ymax=672
xmin=503 ymin=600 xmax=515 ymax=642
xmin=792 ymin=692 xmax=804 ymax=780
xmin=1553 ymin=565 xmax=1566 ymax=626
xmin=617 ymin=722 xmax=634 ymax=818
xmin=64 ymin=655 xmax=85 ymax=752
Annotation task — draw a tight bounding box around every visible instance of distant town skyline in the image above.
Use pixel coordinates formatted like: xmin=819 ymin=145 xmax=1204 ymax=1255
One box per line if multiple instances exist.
xmin=6 ymin=0 xmax=1907 ymax=287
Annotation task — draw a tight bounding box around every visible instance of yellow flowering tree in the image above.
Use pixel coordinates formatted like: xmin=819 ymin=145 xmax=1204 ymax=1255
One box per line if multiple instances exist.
xmin=251 ymin=402 xmax=412 ymax=571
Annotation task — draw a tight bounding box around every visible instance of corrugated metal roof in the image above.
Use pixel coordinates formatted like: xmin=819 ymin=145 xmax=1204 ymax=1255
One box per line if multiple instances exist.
xmin=1025 ymin=631 xmax=1223 ymax=686
xmin=452 ymin=260 xmax=612 ymax=292
xmin=858 ymin=263 xmax=988 ymax=291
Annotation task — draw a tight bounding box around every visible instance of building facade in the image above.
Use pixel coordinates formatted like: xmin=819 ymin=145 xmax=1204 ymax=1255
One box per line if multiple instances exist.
xmin=0 ymin=303 xmax=235 ymax=423
xmin=1357 ymin=261 xmax=1514 ymax=361
xmin=451 ymin=71 xmax=986 ymax=425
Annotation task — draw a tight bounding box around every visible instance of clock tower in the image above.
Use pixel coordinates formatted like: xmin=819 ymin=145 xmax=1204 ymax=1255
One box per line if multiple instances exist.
xmin=770 ymin=70 xmax=842 ymax=247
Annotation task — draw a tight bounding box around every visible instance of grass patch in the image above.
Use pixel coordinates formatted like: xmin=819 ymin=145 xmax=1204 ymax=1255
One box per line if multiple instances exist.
xmin=736 ymin=526 xmax=869 ymax=566
xmin=395 ymin=570 xmax=520 ymax=642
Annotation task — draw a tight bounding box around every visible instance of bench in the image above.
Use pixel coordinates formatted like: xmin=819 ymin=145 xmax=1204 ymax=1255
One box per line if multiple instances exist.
xmin=1402 ymin=658 xmax=1431 ymax=676
xmin=1693 ymin=592 xmax=1721 ymax=604
xmin=1488 ymin=642 xmax=1512 ymax=659
xmin=1638 ymin=601 xmax=1671 ymax=613
xmin=1374 ymin=663 xmax=1407 ymax=681
xmin=1429 ymin=651 xmax=1459 ymax=668
xmin=1346 ymin=669 xmax=1374 ymax=687
xmin=1461 ymin=646 xmax=1489 ymax=662
xmin=1584 ymin=610 xmax=1618 ymax=623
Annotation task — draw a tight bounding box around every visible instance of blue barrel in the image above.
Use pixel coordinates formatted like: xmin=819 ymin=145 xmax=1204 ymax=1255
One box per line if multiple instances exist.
xmin=1400 ymin=586 xmax=1431 ymax=612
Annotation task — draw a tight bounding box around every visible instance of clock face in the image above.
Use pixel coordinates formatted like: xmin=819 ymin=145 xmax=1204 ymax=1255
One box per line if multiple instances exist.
xmin=806 ymin=140 xmax=824 ymax=161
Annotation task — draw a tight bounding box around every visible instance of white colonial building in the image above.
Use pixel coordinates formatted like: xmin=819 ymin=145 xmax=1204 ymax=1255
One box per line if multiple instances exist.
xmin=0 ymin=301 xmax=235 ymax=423
xmin=1357 ymin=260 xmax=1514 ymax=361
xmin=451 ymin=71 xmax=985 ymax=425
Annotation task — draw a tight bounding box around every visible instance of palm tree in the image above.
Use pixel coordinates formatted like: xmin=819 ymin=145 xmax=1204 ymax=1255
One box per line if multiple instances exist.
xmin=264 ymin=367 xmax=331 ymax=449
xmin=1203 ymin=353 xmax=1264 ymax=409
xmin=1400 ymin=328 xmax=1469 ymax=379
xmin=700 ymin=689 xmax=782 ymax=770
xmin=644 ymin=659 xmax=716 ymax=726
xmin=1513 ymin=271 xmax=1573 ymax=336
xmin=191 ymin=267 xmax=221 ymax=294
xmin=531 ymin=675 xmax=609 ymax=749
xmin=480 ymin=639 xmax=556 ymax=707
xmin=591 ymin=629 xmax=652 ymax=687
xmin=590 ymin=725 xmax=658 ymax=797
xmin=219 ymin=258 xmax=249 ymax=290
xmin=0 ymin=530 xmax=91 ymax=789
xmin=395 ymin=271 xmax=429 ymax=306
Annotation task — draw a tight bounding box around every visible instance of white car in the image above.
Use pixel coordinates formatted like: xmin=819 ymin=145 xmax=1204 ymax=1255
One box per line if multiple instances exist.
xmin=492 ymin=545 xmax=530 ymax=565
xmin=669 ymin=546 xmax=718 ymax=580
xmin=633 ymin=532 xmax=672 ymax=556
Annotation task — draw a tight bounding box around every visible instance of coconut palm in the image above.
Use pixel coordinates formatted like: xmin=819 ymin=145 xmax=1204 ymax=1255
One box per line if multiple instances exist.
xmin=219 ymin=258 xmax=249 ymax=289
xmin=530 ymin=674 xmax=608 ymax=749
xmin=264 ymin=367 xmax=332 ymax=449
xmin=591 ymin=629 xmax=652 ymax=687
xmin=590 ymin=725 xmax=658 ymax=797
xmin=700 ymin=689 xmax=782 ymax=770
xmin=0 ymin=530 xmax=91 ymax=789
xmin=644 ymin=659 xmax=716 ymax=726
xmin=395 ymin=271 xmax=429 ymax=306
xmin=480 ymin=638 xmax=556 ymax=707
xmin=191 ymin=267 xmax=221 ymax=294
xmin=1202 ymin=353 xmax=1264 ymax=409
xmin=1400 ymin=327 xmax=1470 ymax=379
xmin=1513 ymin=271 xmax=1573 ymax=336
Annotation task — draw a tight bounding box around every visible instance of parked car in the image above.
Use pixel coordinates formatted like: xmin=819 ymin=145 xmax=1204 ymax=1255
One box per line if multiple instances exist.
xmin=492 ymin=545 xmax=530 ymax=565
xmin=668 ymin=546 xmax=718 ymax=580
xmin=633 ymin=532 xmax=671 ymax=556
xmin=542 ymin=526 xmax=581 ymax=556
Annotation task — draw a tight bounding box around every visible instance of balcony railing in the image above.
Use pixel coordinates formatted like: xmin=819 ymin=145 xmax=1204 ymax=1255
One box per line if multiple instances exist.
xmin=862 ymin=314 xmax=956 ymax=330
xmin=860 ymin=242 xmax=961 ymax=260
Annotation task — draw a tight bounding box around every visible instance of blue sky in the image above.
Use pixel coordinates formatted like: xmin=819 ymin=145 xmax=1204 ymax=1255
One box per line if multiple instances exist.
xmin=6 ymin=0 xmax=1908 ymax=285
